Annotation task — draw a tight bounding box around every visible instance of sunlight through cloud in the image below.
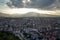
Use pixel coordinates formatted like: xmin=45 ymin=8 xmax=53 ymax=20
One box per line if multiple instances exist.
xmin=0 ymin=8 xmax=59 ymax=15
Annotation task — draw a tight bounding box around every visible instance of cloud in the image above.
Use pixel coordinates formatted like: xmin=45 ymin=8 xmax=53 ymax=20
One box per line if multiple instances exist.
xmin=0 ymin=0 xmax=60 ymax=10
xmin=0 ymin=0 xmax=10 ymax=9
xmin=6 ymin=0 xmax=55 ymax=8
xmin=0 ymin=0 xmax=5 ymax=5
xmin=6 ymin=0 xmax=23 ymax=8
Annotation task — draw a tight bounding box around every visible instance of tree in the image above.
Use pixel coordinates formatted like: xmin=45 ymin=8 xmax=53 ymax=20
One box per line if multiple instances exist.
xmin=0 ymin=31 xmax=21 ymax=40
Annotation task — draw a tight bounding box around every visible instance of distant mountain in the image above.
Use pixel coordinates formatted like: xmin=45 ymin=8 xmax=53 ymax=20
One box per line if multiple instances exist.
xmin=0 ymin=12 xmax=60 ymax=17
xmin=0 ymin=12 xmax=10 ymax=17
xmin=14 ymin=12 xmax=60 ymax=17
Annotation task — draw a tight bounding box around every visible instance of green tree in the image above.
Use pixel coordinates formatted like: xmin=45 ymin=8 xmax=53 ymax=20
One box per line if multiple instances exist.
xmin=0 ymin=31 xmax=21 ymax=40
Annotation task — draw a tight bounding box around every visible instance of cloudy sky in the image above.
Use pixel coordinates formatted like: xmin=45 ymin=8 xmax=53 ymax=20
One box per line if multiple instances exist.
xmin=0 ymin=0 xmax=60 ymax=10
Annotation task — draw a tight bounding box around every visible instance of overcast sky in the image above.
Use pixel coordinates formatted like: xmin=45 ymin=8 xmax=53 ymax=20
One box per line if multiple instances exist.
xmin=0 ymin=0 xmax=60 ymax=10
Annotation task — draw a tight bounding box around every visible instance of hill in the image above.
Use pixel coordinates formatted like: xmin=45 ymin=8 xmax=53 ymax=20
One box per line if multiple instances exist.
xmin=0 ymin=12 xmax=60 ymax=17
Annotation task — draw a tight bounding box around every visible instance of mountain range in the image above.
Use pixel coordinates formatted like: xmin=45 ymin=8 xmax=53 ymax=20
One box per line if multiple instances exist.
xmin=0 ymin=12 xmax=60 ymax=17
